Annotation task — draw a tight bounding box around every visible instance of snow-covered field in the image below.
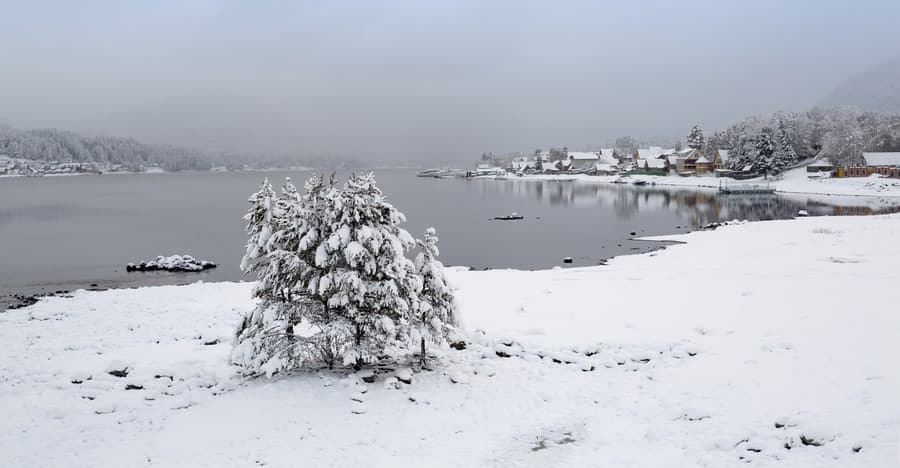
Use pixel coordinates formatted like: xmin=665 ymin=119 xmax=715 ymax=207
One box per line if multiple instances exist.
xmin=2 ymin=214 xmax=899 ymax=467
xmin=521 ymin=167 xmax=900 ymax=199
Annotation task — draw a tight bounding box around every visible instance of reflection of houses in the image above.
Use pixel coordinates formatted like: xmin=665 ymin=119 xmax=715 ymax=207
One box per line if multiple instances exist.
xmin=837 ymin=152 xmax=900 ymax=178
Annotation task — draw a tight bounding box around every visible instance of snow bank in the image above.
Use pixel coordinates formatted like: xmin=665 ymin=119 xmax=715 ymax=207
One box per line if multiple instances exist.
xmin=519 ymin=167 xmax=900 ymax=198
xmin=2 ymin=215 xmax=900 ymax=466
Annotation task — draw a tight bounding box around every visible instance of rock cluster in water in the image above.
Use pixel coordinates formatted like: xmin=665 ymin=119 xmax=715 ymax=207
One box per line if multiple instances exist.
xmin=126 ymin=255 xmax=216 ymax=273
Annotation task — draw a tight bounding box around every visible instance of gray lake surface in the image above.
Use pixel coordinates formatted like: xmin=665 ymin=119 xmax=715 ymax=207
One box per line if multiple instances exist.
xmin=3 ymin=169 xmax=899 ymax=309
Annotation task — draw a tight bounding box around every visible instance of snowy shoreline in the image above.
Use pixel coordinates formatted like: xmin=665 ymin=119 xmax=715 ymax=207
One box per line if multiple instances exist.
xmin=496 ymin=167 xmax=900 ymax=199
xmin=2 ymin=214 xmax=899 ymax=466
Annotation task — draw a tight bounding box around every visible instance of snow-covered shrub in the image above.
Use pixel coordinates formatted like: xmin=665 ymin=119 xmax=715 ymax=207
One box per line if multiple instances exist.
xmin=232 ymin=173 xmax=456 ymax=377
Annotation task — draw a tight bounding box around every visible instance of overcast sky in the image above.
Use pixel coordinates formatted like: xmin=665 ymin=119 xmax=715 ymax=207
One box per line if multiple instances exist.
xmin=2 ymin=0 xmax=899 ymax=161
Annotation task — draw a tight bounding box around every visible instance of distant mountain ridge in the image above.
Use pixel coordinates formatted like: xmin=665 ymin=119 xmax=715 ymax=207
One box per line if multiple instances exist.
xmin=821 ymin=57 xmax=900 ymax=113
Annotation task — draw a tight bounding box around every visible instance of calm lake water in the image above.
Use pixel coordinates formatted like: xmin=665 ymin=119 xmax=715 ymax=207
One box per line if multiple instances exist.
xmin=3 ymin=170 xmax=900 ymax=308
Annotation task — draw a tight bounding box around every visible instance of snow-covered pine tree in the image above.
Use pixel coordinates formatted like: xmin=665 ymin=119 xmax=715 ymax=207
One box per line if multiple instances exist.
xmin=413 ymin=227 xmax=456 ymax=367
xmin=232 ymin=174 xmax=345 ymax=376
xmin=233 ymin=173 xmax=442 ymax=376
xmin=233 ymin=178 xmax=299 ymax=376
xmin=533 ymin=149 xmax=543 ymax=172
xmin=312 ymin=172 xmax=421 ymax=368
xmin=755 ymin=128 xmax=777 ymax=179
xmin=239 ymin=178 xmax=277 ymax=278
xmin=687 ymin=125 xmax=705 ymax=149
xmin=775 ymin=119 xmax=798 ymax=171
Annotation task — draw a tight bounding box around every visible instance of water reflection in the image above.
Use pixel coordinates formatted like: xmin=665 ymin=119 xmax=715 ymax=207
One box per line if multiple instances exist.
xmin=473 ymin=179 xmax=900 ymax=227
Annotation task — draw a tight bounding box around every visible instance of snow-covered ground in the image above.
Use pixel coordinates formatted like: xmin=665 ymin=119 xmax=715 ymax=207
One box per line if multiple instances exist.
xmin=519 ymin=168 xmax=900 ymax=199
xmin=2 ymin=214 xmax=899 ymax=467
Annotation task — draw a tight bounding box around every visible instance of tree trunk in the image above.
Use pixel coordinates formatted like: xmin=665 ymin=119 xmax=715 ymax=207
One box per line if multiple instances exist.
xmin=420 ymin=337 xmax=426 ymax=367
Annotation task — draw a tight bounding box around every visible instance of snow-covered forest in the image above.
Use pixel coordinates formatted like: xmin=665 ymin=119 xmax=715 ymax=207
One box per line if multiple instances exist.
xmin=0 ymin=127 xmax=228 ymax=171
xmin=709 ymin=107 xmax=900 ymax=170
xmin=0 ymin=126 xmax=360 ymax=172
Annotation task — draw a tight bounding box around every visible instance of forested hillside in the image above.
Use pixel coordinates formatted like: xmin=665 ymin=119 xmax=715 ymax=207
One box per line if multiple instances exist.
xmin=0 ymin=127 xmax=359 ymax=172
xmin=708 ymin=107 xmax=900 ymax=170
xmin=0 ymin=127 xmax=229 ymax=171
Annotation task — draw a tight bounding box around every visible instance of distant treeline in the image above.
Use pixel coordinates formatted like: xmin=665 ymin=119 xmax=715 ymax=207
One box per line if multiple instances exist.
xmin=0 ymin=127 xmax=359 ymax=172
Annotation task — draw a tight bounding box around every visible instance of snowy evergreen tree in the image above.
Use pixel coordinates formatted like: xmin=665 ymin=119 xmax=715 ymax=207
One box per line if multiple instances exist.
xmin=533 ymin=149 xmax=543 ymax=172
xmin=726 ymin=134 xmax=755 ymax=171
xmin=754 ymin=128 xmax=777 ymax=178
xmin=764 ymin=119 xmax=798 ymax=176
xmin=239 ymin=179 xmax=278 ymax=275
xmin=233 ymin=178 xmax=301 ymax=376
xmin=822 ymin=124 xmax=866 ymax=167
xmin=232 ymin=173 xmax=428 ymax=376
xmin=313 ymin=173 xmax=421 ymax=368
xmin=412 ymin=227 xmax=456 ymax=367
xmin=686 ymin=125 xmax=705 ymax=149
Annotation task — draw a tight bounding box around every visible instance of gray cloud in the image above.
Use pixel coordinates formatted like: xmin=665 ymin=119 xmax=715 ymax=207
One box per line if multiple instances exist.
xmin=2 ymin=0 xmax=899 ymax=162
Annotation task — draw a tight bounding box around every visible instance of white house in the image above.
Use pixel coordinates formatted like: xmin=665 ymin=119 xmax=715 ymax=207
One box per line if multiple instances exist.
xmin=511 ymin=156 xmax=533 ymax=172
xmin=567 ymin=152 xmax=600 ymax=171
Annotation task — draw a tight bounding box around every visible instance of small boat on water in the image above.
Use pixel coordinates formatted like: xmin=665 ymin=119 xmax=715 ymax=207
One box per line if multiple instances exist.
xmin=632 ymin=180 xmax=648 ymax=186
xmin=417 ymin=168 xmax=444 ymax=177
xmin=493 ymin=212 xmax=524 ymax=221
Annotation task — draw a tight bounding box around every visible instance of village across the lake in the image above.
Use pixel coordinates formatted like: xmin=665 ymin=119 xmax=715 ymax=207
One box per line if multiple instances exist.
xmin=423 ymin=146 xmax=900 ymax=184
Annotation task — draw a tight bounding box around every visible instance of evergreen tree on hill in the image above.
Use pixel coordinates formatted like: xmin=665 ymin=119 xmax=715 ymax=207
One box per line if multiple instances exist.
xmin=687 ymin=125 xmax=705 ymax=149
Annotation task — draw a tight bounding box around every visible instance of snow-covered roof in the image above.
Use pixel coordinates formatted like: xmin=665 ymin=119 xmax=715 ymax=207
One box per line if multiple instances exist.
xmin=644 ymin=158 xmax=667 ymax=168
xmin=695 ymin=156 xmax=710 ymax=164
xmin=809 ymin=157 xmax=833 ymax=168
xmin=568 ymin=152 xmax=600 ymax=160
xmin=598 ymin=154 xmax=618 ymax=165
xmin=637 ymin=147 xmax=664 ymax=159
xmin=595 ymin=163 xmax=617 ymax=172
xmin=863 ymin=152 xmax=900 ymax=167
xmin=677 ymin=148 xmax=695 ymax=154
xmin=719 ymin=150 xmax=731 ymax=162
xmin=600 ymin=148 xmax=615 ymax=157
